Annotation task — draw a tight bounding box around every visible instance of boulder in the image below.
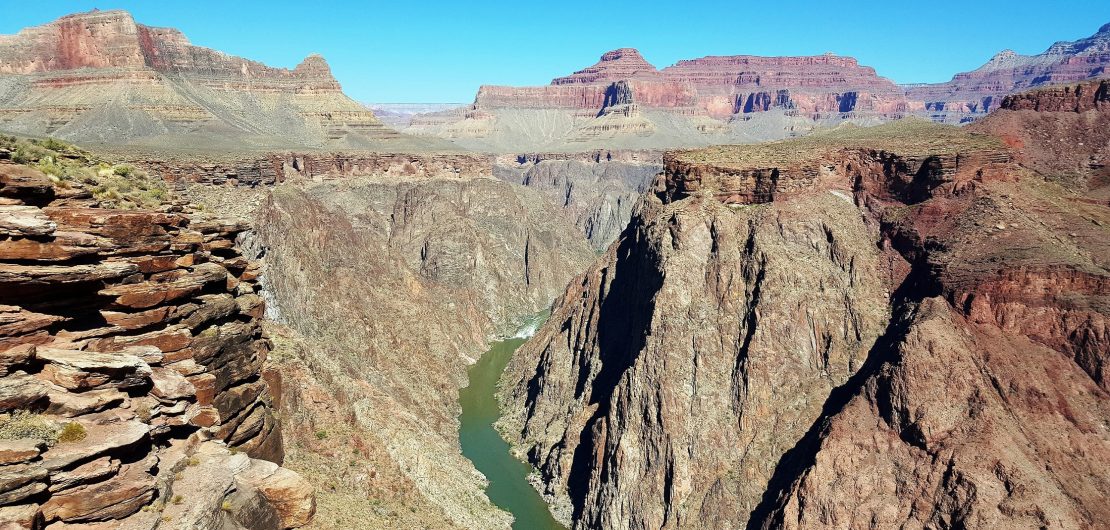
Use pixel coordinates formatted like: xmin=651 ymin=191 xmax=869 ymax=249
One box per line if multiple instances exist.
xmin=236 ymin=460 xmax=315 ymax=528
xmin=0 ymin=344 xmax=36 ymax=376
xmin=0 ymin=374 xmax=49 ymax=411
xmin=149 ymin=367 xmax=195 ymax=401
xmin=0 ymin=463 xmax=48 ymax=504
xmin=41 ymin=454 xmax=156 ymax=522
xmin=0 ymin=206 xmax=54 ymax=237
xmin=0 ymin=166 xmax=53 ymax=206
xmin=0 ymin=504 xmax=41 ymax=530
xmin=44 ymin=386 xmax=126 ymax=418
xmin=40 ymin=416 xmax=149 ymax=471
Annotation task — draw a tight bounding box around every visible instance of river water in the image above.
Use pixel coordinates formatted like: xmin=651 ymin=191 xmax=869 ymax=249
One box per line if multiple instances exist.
xmin=458 ymin=315 xmax=566 ymax=530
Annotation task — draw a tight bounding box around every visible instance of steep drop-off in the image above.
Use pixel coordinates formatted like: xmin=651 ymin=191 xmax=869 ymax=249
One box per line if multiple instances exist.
xmin=0 ymin=144 xmax=314 ymax=528
xmin=500 ymin=110 xmax=1109 ymax=529
xmin=252 ymin=174 xmax=595 ymax=528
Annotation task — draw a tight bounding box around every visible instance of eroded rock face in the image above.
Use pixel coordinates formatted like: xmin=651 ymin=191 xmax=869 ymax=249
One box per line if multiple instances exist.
xmin=905 ymin=23 xmax=1110 ymax=121
xmin=501 ymin=102 xmax=1110 ymax=529
xmin=0 ymin=9 xmax=404 ymax=150
xmin=0 ymin=159 xmax=313 ymax=528
xmin=254 ymin=174 xmax=595 ymax=528
xmin=493 ymin=151 xmax=662 ymax=249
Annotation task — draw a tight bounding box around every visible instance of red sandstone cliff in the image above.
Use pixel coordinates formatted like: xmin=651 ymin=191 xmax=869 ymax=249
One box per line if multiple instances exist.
xmin=474 ymin=48 xmax=908 ymax=118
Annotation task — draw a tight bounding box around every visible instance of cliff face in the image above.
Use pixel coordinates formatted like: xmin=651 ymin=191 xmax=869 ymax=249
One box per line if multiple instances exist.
xmin=493 ymin=151 xmax=662 ymax=249
xmin=905 ymin=22 xmax=1110 ymax=121
xmin=0 ymin=152 xmax=313 ymax=527
xmin=252 ymin=174 xmax=595 ymax=528
xmin=500 ymin=112 xmax=1110 ymax=529
xmin=479 ymin=49 xmax=907 ymax=118
xmin=0 ymin=10 xmax=409 ymax=150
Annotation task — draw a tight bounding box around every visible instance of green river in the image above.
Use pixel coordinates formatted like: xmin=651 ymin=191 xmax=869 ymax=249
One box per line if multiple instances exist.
xmin=458 ymin=315 xmax=566 ymax=530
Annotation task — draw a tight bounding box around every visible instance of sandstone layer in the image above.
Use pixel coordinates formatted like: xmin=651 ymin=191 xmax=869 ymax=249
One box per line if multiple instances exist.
xmin=500 ymin=102 xmax=1109 ymax=529
xmin=0 ymin=149 xmax=314 ymax=528
xmin=0 ymin=10 xmax=437 ymax=151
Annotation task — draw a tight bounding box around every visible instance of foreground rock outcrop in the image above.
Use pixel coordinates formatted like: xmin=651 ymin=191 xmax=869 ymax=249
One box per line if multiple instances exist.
xmin=0 ymin=145 xmax=313 ymax=528
xmin=500 ymin=104 xmax=1109 ymax=528
xmin=0 ymin=10 xmax=438 ymax=151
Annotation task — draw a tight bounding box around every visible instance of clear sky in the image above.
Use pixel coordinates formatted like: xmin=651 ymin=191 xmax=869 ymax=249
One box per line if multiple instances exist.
xmin=3 ymin=1 xmax=1110 ymax=103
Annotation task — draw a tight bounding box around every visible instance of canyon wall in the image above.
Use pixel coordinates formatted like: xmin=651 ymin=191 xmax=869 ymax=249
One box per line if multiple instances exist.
xmin=251 ymin=173 xmax=596 ymax=528
xmin=493 ymin=152 xmax=662 ymax=249
xmin=0 ymin=155 xmax=313 ymax=528
xmin=500 ymin=110 xmax=1109 ymax=529
xmin=406 ymin=48 xmax=904 ymax=151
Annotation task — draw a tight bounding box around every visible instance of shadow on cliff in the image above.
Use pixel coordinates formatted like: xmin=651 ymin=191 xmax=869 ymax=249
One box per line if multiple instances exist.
xmin=745 ymin=254 xmax=941 ymax=529
xmin=541 ymin=218 xmax=664 ymax=525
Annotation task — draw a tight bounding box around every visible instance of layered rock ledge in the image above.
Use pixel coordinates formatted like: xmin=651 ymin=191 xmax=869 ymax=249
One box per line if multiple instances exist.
xmin=0 ymin=156 xmax=313 ymax=528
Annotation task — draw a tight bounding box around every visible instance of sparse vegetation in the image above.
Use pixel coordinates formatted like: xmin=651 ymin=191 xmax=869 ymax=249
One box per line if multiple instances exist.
xmin=172 ymin=495 xmax=184 ymax=505
xmin=1 ymin=134 xmax=171 ymax=209
xmin=675 ymin=118 xmax=1007 ymax=169
xmin=0 ymin=412 xmax=60 ymax=444
xmin=57 ymin=422 xmax=88 ymax=443
xmin=316 ymin=430 xmax=329 ymax=440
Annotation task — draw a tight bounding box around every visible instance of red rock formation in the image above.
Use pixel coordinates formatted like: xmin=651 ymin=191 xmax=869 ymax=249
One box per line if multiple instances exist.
xmin=501 ymin=100 xmax=1110 ymax=529
xmin=552 ymin=48 xmax=658 ymax=85
xmin=906 ymin=22 xmax=1110 ymax=119
xmin=0 ymin=10 xmax=397 ymax=149
xmin=474 ymin=48 xmax=908 ymax=118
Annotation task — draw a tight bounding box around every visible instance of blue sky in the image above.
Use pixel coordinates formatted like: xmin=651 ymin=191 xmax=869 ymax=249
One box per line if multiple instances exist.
xmin=3 ymin=1 xmax=1110 ymax=103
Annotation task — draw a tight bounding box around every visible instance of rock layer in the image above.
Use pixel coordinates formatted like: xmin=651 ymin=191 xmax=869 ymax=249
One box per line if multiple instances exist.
xmin=0 ymin=10 xmax=406 ymax=150
xmin=0 ymin=158 xmax=313 ymax=528
xmin=252 ymin=172 xmax=595 ymax=528
xmin=905 ymin=22 xmax=1110 ymax=121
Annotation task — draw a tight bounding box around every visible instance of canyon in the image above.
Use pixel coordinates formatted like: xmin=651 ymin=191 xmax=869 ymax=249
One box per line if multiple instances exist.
xmin=0 ymin=8 xmax=1107 ymax=530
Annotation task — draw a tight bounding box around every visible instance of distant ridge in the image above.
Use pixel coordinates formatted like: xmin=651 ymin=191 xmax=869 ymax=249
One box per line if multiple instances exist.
xmin=0 ymin=10 xmax=443 ymax=151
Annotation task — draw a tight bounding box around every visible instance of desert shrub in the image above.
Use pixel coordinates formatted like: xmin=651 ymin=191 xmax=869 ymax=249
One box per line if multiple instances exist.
xmin=56 ymin=422 xmax=87 ymax=443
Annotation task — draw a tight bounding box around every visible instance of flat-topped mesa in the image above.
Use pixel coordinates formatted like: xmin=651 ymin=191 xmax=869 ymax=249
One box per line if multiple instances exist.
xmin=0 ymin=10 xmax=342 ymax=90
xmin=906 ymin=21 xmax=1110 ymax=119
xmin=661 ymin=120 xmax=1011 ymax=204
xmin=471 ymin=48 xmax=907 ymax=118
